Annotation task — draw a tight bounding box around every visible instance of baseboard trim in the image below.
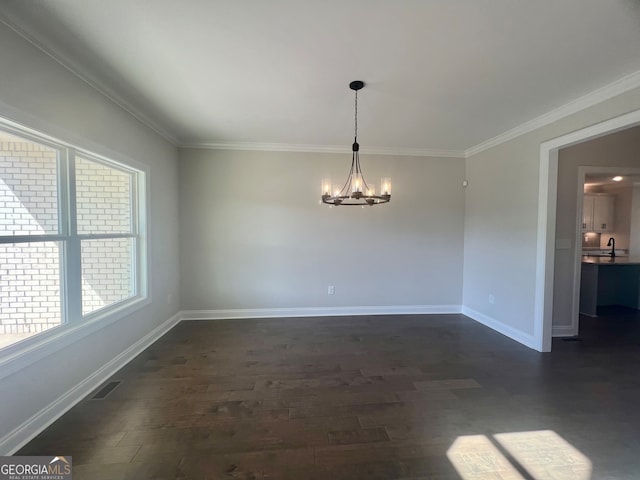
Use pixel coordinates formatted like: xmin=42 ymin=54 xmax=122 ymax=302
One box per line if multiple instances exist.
xmin=552 ymin=325 xmax=577 ymax=337
xmin=181 ymin=305 xmax=462 ymax=321
xmin=0 ymin=312 xmax=181 ymax=456
xmin=461 ymin=307 xmax=538 ymax=351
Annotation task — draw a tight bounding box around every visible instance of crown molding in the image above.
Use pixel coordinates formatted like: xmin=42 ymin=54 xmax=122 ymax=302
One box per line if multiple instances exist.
xmin=179 ymin=141 xmax=466 ymax=158
xmin=0 ymin=16 xmax=180 ymax=146
xmin=465 ymin=69 xmax=640 ymax=158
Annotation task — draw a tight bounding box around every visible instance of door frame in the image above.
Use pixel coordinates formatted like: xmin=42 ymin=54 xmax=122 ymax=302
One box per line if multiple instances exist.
xmin=535 ymin=109 xmax=640 ymax=352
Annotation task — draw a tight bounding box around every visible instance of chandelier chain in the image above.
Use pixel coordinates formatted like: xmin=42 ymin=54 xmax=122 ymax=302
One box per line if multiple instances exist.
xmin=354 ymin=90 xmax=358 ymax=141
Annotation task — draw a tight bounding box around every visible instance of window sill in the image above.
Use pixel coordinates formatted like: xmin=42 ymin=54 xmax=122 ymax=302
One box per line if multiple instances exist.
xmin=0 ymin=295 xmax=151 ymax=381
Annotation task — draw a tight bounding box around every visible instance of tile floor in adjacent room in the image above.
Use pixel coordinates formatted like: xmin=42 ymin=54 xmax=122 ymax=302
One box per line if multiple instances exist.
xmin=17 ymin=310 xmax=640 ymax=479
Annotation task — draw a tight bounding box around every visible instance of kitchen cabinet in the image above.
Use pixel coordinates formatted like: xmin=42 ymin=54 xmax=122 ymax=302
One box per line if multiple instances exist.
xmin=582 ymin=194 xmax=615 ymax=232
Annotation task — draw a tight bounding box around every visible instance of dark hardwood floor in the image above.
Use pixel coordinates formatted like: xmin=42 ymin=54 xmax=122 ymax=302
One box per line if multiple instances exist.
xmin=17 ymin=313 xmax=640 ymax=479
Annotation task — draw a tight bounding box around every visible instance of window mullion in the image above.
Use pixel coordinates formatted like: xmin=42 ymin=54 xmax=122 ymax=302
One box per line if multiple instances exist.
xmin=130 ymin=173 xmax=138 ymax=235
xmin=0 ymin=235 xmax=69 ymax=244
xmin=137 ymin=172 xmax=147 ymax=298
xmin=64 ymin=149 xmax=82 ymax=324
xmin=131 ymin=174 xmax=139 ymax=297
xmin=57 ymin=150 xmax=70 ymax=325
xmin=76 ymin=233 xmax=136 ymax=240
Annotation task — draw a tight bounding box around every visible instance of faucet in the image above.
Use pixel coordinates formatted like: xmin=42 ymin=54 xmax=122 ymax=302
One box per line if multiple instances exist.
xmin=607 ymin=237 xmax=616 ymax=257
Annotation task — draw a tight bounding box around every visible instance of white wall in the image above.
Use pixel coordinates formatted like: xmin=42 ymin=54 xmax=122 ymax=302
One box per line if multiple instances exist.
xmin=0 ymin=23 xmax=180 ymax=452
xmin=179 ymin=148 xmax=465 ymax=313
xmin=463 ymin=86 xmax=640 ymax=348
xmin=462 ymin=137 xmax=541 ymax=342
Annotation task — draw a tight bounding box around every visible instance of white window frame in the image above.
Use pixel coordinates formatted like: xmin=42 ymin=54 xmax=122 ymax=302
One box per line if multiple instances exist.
xmin=0 ymin=117 xmax=148 ymax=378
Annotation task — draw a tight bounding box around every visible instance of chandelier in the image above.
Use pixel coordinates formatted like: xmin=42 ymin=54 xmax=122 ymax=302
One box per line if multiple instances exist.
xmin=321 ymin=81 xmax=391 ymax=206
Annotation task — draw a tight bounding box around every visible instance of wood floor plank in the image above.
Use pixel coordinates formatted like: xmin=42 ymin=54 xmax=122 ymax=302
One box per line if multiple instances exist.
xmin=413 ymin=378 xmax=482 ymax=390
xmin=327 ymin=427 xmax=390 ymax=445
xmin=263 ymin=391 xmax=398 ymax=409
xmin=314 ymin=439 xmax=449 ymax=466
xmin=300 ymin=415 xmax=362 ymax=432
xmin=71 ymin=445 xmax=141 ymax=466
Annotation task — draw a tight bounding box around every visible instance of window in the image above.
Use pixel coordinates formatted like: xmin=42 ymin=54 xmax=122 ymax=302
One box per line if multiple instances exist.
xmin=75 ymin=155 xmax=139 ymax=316
xmin=0 ymin=122 xmax=146 ymax=351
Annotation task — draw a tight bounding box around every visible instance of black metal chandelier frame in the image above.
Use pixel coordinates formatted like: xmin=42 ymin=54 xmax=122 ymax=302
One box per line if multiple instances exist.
xmin=321 ymin=81 xmax=391 ymax=206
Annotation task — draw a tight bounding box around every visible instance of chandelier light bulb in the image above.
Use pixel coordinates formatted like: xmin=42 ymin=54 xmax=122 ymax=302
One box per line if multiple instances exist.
xmin=381 ymin=178 xmax=391 ymax=196
xmin=352 ymin=173 xmax=363 ymax=193
xmin=321 ymin=179 xmax=332 ymax=196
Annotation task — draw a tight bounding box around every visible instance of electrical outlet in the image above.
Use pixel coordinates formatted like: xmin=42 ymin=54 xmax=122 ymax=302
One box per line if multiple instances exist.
xmin=328 ymin=285 xmax=335 ymax=295
xmin=167 ymin=294 xmax=173 ymax=305
xmin=488 ymin=294 xmax=494 ymax=305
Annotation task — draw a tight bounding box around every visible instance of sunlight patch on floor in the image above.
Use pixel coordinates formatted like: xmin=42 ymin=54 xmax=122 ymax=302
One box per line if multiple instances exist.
xmin=447 ymin=434 xmax=526 ymax=480
xmin=494 ymin=430 xmax=592 ymax=480
xmin=447 ymin=430 xmax=592 ymax=480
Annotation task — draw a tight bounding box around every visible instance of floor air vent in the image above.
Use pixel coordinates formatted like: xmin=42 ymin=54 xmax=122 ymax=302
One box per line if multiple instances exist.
xmin=562 ymin=337 xmax=583 ymax=342
xmin=91 ymin=381 xmax=121 ymax=399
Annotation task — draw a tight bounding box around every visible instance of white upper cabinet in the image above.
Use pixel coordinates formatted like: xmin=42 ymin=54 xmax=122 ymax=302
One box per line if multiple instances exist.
xmin=583 ymin=194 xmax=615 ymax=232
xmin=582 ymin=195 xmax=594 ymax=231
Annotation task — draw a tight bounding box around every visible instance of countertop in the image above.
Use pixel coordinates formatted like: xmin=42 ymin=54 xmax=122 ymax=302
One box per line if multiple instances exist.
xmin=582 ymin=255 xmax=640 ymax=265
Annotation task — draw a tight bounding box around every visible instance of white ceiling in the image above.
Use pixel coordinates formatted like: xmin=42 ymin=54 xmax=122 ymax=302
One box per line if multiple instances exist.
xmin=585 ymin=173 xmax=640 ymax=188
xmin=2 ymin=0 xmax=640 ymax=155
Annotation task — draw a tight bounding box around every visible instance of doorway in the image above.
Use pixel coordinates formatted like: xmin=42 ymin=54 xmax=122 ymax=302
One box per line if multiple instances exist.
xmin=536 ymin=109 xmax=640 ymax=352
xmin=573 ymin=167 xmax=640 ymax=337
